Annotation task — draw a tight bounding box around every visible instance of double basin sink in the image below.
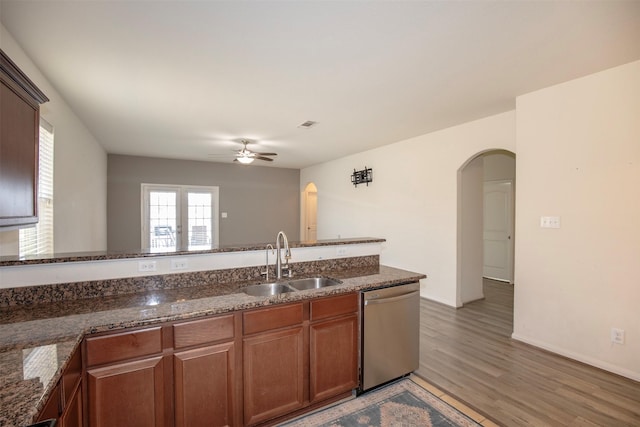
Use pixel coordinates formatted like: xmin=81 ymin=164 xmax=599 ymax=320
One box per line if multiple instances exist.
xmin=243 ymin=277 xmax=342 ymax=297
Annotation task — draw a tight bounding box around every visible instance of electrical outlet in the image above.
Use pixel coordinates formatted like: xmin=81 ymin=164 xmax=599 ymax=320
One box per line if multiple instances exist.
xmin=611 ymin=328 xmax=625 ymax=345
xmin=171 ymin=258 xmax=188 ymax=270
xmin=138 ymin=260 xmax=157 ymax=272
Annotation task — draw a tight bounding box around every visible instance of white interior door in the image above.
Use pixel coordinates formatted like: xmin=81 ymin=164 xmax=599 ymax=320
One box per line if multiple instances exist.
xmin=483 ymin=180 xmax=514 ymax=283
xmin=305 ymin=191 xmax=317 ymax=241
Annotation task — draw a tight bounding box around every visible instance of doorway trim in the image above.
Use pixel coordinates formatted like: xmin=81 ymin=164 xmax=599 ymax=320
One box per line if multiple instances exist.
xmin=456 ymin=149 xmax=516 ymax=307
xmin=301 ymin=182 xmax=318 ymax=241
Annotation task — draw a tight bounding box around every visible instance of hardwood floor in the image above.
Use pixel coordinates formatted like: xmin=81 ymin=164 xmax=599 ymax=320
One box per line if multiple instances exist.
xmin=416 ymin=279 xmax=640 ymax=426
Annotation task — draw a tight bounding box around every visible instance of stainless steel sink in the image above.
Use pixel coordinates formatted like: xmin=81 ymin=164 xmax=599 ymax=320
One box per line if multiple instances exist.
xmin=287 ymin=277 xmax=341 ymax=291
xmin=243 ymin=277 xmax=342 ymax=296
xmin=243 ymin=282 xmax=296 ymax=297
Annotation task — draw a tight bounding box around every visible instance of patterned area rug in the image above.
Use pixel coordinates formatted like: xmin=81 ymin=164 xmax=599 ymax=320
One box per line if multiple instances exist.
xmin=281 ymin=379 xmax=481 ymax=427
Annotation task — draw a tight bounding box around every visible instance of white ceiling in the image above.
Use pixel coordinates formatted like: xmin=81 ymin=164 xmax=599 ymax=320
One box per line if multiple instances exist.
xmin=1 ymin=1 xmax=639 ymax=169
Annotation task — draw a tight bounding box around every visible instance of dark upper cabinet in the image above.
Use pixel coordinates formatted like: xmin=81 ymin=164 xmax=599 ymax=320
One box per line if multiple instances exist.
xmin=0 ymin=49 xmax=48 ymax=228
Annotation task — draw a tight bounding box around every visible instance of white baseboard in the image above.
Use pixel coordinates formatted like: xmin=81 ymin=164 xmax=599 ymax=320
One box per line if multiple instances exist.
xmin=511 ymin=333 xmax=640 ymax=382
xmin=419 ymin=293 xmax=460 ymax=308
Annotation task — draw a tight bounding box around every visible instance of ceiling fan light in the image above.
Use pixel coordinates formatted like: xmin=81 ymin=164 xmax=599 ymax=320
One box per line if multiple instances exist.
xmin=237 ymin=156 xmax=254 ymax=164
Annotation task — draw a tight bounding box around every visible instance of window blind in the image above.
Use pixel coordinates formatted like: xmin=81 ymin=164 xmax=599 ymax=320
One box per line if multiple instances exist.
xmin=19 ymin=119 xmax=54 ymax=256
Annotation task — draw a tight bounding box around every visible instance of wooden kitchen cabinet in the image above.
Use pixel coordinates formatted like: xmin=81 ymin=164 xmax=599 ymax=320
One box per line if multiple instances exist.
xmin=83 ymin=315 xmax=241 ymax=427
xmin=85 ymin=327 xmax=165 ymax=427
xmin=174 ymin=344 xmax=235 ymax=427
xmin=242 ymin=303 xmax=306 ymax=426
xmin=0 ymin=49 xmax=48 ymax=228
xmin=59 ymin=379 xmax=82 ymax=427
xmin=59 ymin=344 xmax=83 ymax=427
xmin=172 ymin=314 xmax=239 ymax=427
xmin=87 ymin=356 xmax=165 ymax=427
xmin=36 ymin=345 xmax=83 ymax=427
xmin=309 ymin=293 xmax=359 ymax=403
xmin=36 ymin=383 xmax=60 ymax=422
xmin=77 ymin=293 xmax=359 ymax=426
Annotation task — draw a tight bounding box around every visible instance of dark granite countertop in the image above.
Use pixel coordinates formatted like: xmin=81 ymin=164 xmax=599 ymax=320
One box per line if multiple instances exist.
xmin=0 ymin=265 xmax=425 ymax=427
xmin=0 ymin=237 xmax=385 ymax=266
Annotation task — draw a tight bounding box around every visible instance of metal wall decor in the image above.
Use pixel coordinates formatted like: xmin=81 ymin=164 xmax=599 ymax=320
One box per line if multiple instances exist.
xmin=351 ymin=167 xmax=373 ymax=187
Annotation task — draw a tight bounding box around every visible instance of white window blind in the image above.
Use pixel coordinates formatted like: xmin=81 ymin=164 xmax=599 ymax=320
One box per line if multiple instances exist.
xmin=19 ymin=119 xmax=54 ymax=256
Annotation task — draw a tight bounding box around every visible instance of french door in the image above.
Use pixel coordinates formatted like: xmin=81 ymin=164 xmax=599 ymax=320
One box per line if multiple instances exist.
xmin=141 ymin=184 xmax=219 ymax=252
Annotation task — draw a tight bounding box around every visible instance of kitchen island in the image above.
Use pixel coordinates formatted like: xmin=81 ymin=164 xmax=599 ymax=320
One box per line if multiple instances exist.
xmin=0 ymin=251 xmax=425 ymax=426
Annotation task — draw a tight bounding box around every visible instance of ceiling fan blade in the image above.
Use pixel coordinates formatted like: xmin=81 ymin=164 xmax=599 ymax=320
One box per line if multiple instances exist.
xmin=253 ymin=152 xmax=277 ymax=156
xmin=254 ymin=156 xmax=274 ymax=162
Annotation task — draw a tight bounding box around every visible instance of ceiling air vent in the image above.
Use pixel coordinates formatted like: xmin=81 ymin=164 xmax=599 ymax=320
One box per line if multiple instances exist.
xmin=298 ymin=120 xmax=318 ymax=129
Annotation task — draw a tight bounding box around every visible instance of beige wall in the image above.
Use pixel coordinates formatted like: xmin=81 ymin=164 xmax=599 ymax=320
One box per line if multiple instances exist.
xmin=301 ymin=111 xmax=516 ymax=306
xmin=302 ymin=61 xmax=639 ymax=380
xmin=0 ymin=24 xmax=108 ymax=255
xmin=514 ymin=60 xmax=640 ymax=380
xmin=108 ymin=154 xmax=300 ymax=250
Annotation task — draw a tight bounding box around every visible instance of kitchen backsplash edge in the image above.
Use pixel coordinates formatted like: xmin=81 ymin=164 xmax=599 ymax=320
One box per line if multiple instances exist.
xmin=0 ymin=255 xmax=379 ymax=307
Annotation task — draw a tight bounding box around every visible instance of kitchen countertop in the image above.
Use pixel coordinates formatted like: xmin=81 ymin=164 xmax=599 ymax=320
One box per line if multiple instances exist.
xmin=0 ymin=265 xmax=425 ymax=427
xmin=0 ymin=237 xmax=385 ymax=267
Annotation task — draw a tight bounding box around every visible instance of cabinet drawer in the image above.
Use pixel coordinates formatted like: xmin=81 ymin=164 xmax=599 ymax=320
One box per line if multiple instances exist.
xmin=85 ymin=327 xmax=162 ymax=367
xmin=243 ymin=303 xmax=303 ymax=335
xmin=311 ymin=293 xmax=358 ymax=321
xmin=173 ymin=314 xmax=235 ymax=349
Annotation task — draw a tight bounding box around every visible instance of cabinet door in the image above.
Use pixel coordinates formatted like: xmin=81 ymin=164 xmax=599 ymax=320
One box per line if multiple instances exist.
xmin=59 ymin=381 xmax=82 ymax=427
xmin=87 ymin=356 xmax=165 ymax=427
xmin=36 ymin=384 xmax=60 ymax=422
xmin=174 ymin=342 xmax=236 ymax=427
xmin=310 ymin=314 xmax=359 ymax=403
xmin=243 ymin=327 xmax=305 ymax=425
xmin=0 ymin=74 xmax=39 ymax=227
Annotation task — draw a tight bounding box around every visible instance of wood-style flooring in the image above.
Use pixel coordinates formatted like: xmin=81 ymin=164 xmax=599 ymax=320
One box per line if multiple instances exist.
xmin=416 ymin=279 xmax=640 ymax=426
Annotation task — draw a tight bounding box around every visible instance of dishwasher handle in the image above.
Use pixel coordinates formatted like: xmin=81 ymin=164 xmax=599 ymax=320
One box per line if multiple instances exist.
xmin=364 ymin=290 xmax=419 ymax=306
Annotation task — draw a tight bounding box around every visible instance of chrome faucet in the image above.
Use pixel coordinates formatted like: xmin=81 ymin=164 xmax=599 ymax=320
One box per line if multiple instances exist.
xmin=275 ymin=231 xmax=292 ymax=279
xmin=261 ymin=244 xmax=275 ymax=281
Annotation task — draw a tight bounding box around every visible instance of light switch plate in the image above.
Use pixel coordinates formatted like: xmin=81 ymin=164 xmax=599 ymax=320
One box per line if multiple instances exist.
xmin=540 ymin=216 xmax=561 ymax=228
xmin=611 ymin=328 xmax=625 ymax=345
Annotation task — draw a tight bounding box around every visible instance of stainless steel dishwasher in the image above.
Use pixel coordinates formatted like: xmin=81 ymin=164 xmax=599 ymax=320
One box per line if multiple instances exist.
xmin=360 ymin=282 xmax=420 ymax=392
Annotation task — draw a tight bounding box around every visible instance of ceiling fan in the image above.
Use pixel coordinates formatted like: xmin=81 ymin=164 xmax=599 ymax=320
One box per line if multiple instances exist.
xmin=234 ymin=140 xmax=277 ymax=164
xmin=209 ymin=139 xmax=278 ymax=165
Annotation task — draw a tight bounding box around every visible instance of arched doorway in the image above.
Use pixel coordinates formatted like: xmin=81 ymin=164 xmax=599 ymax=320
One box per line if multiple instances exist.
xmin=457 ymin=149 xmax=515 ymax=307
xmin=301 ymin=182 xmax=318 ymax=241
